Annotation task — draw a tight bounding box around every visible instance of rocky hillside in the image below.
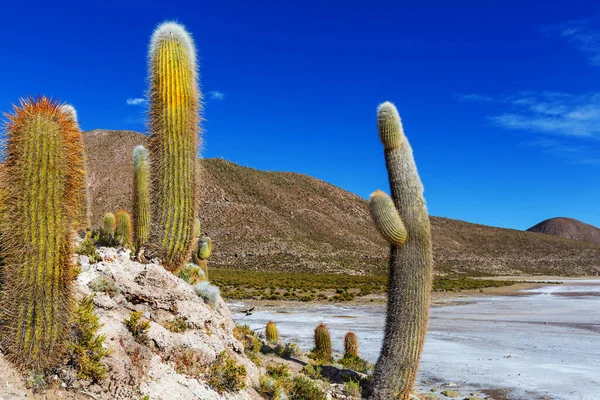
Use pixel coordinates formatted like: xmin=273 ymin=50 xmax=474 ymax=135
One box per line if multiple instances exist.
xmin=84 ymin=129 xmax=600 ymax=276
xmin=527 ymin=217 xmax=600 ymax=246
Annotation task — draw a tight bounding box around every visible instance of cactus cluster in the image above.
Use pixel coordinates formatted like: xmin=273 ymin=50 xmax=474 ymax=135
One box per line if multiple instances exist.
xmin=369 ymin=102 xmax=433 ymax=399
xmin=0 ymin=97 xmax=86 ymax=370
xmin=133 ymin=145 xmax=150 ymax=248
xmin=147 ymin=22 xmax=201 ymax=271
xmin=265 ymin=321 xmax=278 ymax=343
xmin=115 ymin=209 xmax=132 ymax=248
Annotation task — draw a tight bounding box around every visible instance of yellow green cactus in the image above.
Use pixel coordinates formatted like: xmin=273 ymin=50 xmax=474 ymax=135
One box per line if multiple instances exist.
xmin=115 ymin=209 xmax=132 ymax=248
xmin=313 ymin=323 xmax=332 ymax=361
xmin=147 ymin=21 xmax=201 ymax=271
xmin=265 ymin=321 xmax=278 ymax=343
xmin=133 ymin=145 xmax=150 ymax=248
xmin=0 ymin=97 xmax=85 ymax=370
xmin=344 ymin=331 xmax=359 ymax=357
xmin=369 ymin=102 xmax=433 ymax=400
xmin=103 ymin=212 xmax=116 ymax=239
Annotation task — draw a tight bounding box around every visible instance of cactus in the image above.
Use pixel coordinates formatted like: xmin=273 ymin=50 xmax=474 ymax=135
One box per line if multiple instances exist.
xmin=193 ymin=218 xmax=201 ymax=238
xmin=344 ymin=332 xmax=359 ymax=357
xmin=133 ymin=145 xmax=150 ymax=248
xmin=103 ymin=212 xmax=116 ymax=238
xmin=369 ymin=102 xmax=433 ymax=399
xmin=192 ymin=236 xmax=211 ymax=278
xmin=265 ymin=321 xmax=278 ymax=343
xmin=0 ymin=97 xmax=85 ymax=370
xmin=60 ymin=104 xmax=90 ymax=230
xmin=115 ymin=210 xmax=132 ymax=248
xmin=147 ymin=21 xmax=201 ymax=271
xmin=313 ymin=323 xmax=332 ymax=361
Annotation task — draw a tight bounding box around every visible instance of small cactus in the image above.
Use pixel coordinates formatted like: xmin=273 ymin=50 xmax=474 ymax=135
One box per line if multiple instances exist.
xmin=344 ymin=332 xmax=359 ymax=357
xmin=133 ymin=145 xmax=150 ymax=248
xmin=192 ymin=236 xmax=211 ymax=278
xmin=265 ymin=321 xmax=278 ymax=343
xmin=148 ymin=21 xmax=201 ymax=271
xmin=194 ymin=218 xmax=201 ymax=238
xmin=115 ymin=210 xmax=132 ymax=248
xmin=313 ymin=323 xmax=332 ymax=361
xmin=369 ymin=102 xmax=433 ymax=400
xmin=0 ymin=97 xmax=85 ymax=370
xmin=103 ymin=212 xmax=116 ymax=238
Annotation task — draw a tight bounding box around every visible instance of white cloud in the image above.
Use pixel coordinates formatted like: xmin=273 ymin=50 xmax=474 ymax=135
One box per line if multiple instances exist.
xmin=489 ymin=92 xmax=600 ymax=138
xmin=209 ymin=91 xmax=225 ymax=101
xmin=544 ymin=20 xmax=600 ymax=66
xmin=455 ymin=93 xmax=493 ymax=103
xmin=126 ymin=98 xmax=147 ymax=106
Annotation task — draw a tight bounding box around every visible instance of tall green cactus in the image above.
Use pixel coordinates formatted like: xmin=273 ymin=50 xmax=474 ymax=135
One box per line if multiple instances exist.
xmin=60 ymin=104 xmax=90 ymax=230
xmin=313 ymin=323 xmax=332 ymax=361
xmin=115 ymin=210 xmax=132 ymax=248
xmin=0 ymin=97 xmax=85 ymax=370
xmin=103 ymin=212 xmax=116 ymax=239
xmin=148 ymin=21 xmax=201 ymax=271
xmin=369 ymin=102 xmax=433 ymax=399
xmin=133 ymin=145 xmax=150 ymax=248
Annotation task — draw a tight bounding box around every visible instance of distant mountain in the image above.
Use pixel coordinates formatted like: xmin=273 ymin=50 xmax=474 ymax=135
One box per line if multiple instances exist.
xmin=83 ymin=129 xmax=600 ymax=276
xmin=527 ymin=217 xmax=600 ymax=246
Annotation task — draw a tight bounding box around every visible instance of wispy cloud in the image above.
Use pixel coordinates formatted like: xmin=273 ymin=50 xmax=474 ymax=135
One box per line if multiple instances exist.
xmin=489 ymin=91 xmax=600 ymax=139
xmin=455 ymin=93 xmax=493 ymax=103
xmin=126 ymin=97 xmax=147 ymax=106
xmin=544 ymin=20 xmax=600 ymax=65
xmin=209 ymin=91 xmax=225 ymax=101
xmin=523 ymin=138 xmax=600 ymax=164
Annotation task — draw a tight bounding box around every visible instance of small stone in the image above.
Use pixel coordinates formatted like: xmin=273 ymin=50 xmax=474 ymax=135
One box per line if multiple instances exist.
xmin=441 ymin=389 xmax=461 ymax=398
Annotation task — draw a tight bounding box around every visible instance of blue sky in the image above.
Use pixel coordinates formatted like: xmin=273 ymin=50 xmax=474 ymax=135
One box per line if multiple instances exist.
xmin=1 ymin=0 xmax=599 ymax=230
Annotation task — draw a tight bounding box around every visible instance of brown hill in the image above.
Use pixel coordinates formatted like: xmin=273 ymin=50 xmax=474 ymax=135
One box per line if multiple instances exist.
xmin=84 ymin=129 xmax=600 ymax=276
xmin=527 ymin=217 xmax=600 ymax=245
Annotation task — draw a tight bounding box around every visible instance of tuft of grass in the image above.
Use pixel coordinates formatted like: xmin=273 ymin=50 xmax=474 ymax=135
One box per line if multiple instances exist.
xmin=162 ymin=316 xmax=189 ymax=333
xmin=208 ymin=351 xmax=247 ymax=393
xmin=301 ymin=363 xmax=322 ymax=380
xmin=338 ymin=354 xmax=373 ymax=374
xmin=124 ymin=311 xmax=150 ymax=345
xmin=68 ymin=295 xmax=110 ymax=381
xmin=259 ymin=375 xmax=289 ymax=399
xmin=25 ymin=372 xmax=46 ymax=391
xmin=281 ymin=342 xmax=301 ymax=359
xmin=194 ymin=281 xmax=221 ymax=308
xmin=89 ymin=277 xmax=120 ymax=296
xmin=168 ymin=347 xmax=207 ymax=378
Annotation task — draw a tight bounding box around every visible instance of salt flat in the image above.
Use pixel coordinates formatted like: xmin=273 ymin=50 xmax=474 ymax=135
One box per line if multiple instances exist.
xmin=230 ymin=279 xmax=600 ymax=399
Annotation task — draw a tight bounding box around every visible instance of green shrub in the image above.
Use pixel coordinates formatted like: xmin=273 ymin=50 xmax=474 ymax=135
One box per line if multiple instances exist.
xmin=25 ymin=372 xmax=46 ymax=391
xmin=76 ymin=231 xmax=99 ymax=263
xmin=178 ymin=263 xmax=206 ymax=285
xmin=259 ymin=375 xmax=288 ymax=399
xmin=266 ymin=363 xmax=290 ymax=379
xmin=338 ymin=354 xmax=373 ymax=374
xmin=344 ymin=378 xmax=361 ymax=397
xmin=69 ymin=295 xmax=110 ymax=381
xmin=168 ymin=347 xmax=205 ymax=378
xmin=89 ymin=277 xmax=119 ymax=297
xmin=208 ymin=351 xmax=247 ymax=392
xmin=281 ymin=342 xmax=301 ymax=359
xmin=301 ymin=363 xmax=322 ymax=380
xmin=162 ymin=317 xmax=189 ymax=333
xmin=124 ymin=311 xmax=150 ymax=345
xmin=288 ymin=375 xmax=326 ymax=400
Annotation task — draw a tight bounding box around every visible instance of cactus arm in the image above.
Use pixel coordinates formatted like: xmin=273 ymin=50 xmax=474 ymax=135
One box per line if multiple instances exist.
xmin=370 ymin=102 xmax=433 ymax=400
xmin=133 ymin=146 xmax=151 ymax=248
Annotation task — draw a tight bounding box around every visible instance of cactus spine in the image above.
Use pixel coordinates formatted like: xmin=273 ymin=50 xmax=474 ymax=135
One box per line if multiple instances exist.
xmin=370 ymin=102 xmax=433 ymax=399
xmin=0 ymin=97 xmax=85 ymax=370
xmin=344 ymin=331 xmax=358 ymax=357
xmin=103 ymin=212 xmax=116 ymax=238
xmin=313 ymin=323 xmax=332 ymax=361
xmin=115 ymin=210 xmax=132 ymax=248
xmin=133 ymin=146 xmax=150 ymax=248
xmin=148 ymin=21 xmax=201 ymax=271
xmin=265 ymin=321 xmax=278 ymax=343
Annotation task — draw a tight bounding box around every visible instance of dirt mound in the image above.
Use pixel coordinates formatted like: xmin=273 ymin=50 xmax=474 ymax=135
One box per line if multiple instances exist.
xmin=84 ymin=129 xmax=600 ymax=276
xmin=527 ymin=217 xmax=600 ymax=246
